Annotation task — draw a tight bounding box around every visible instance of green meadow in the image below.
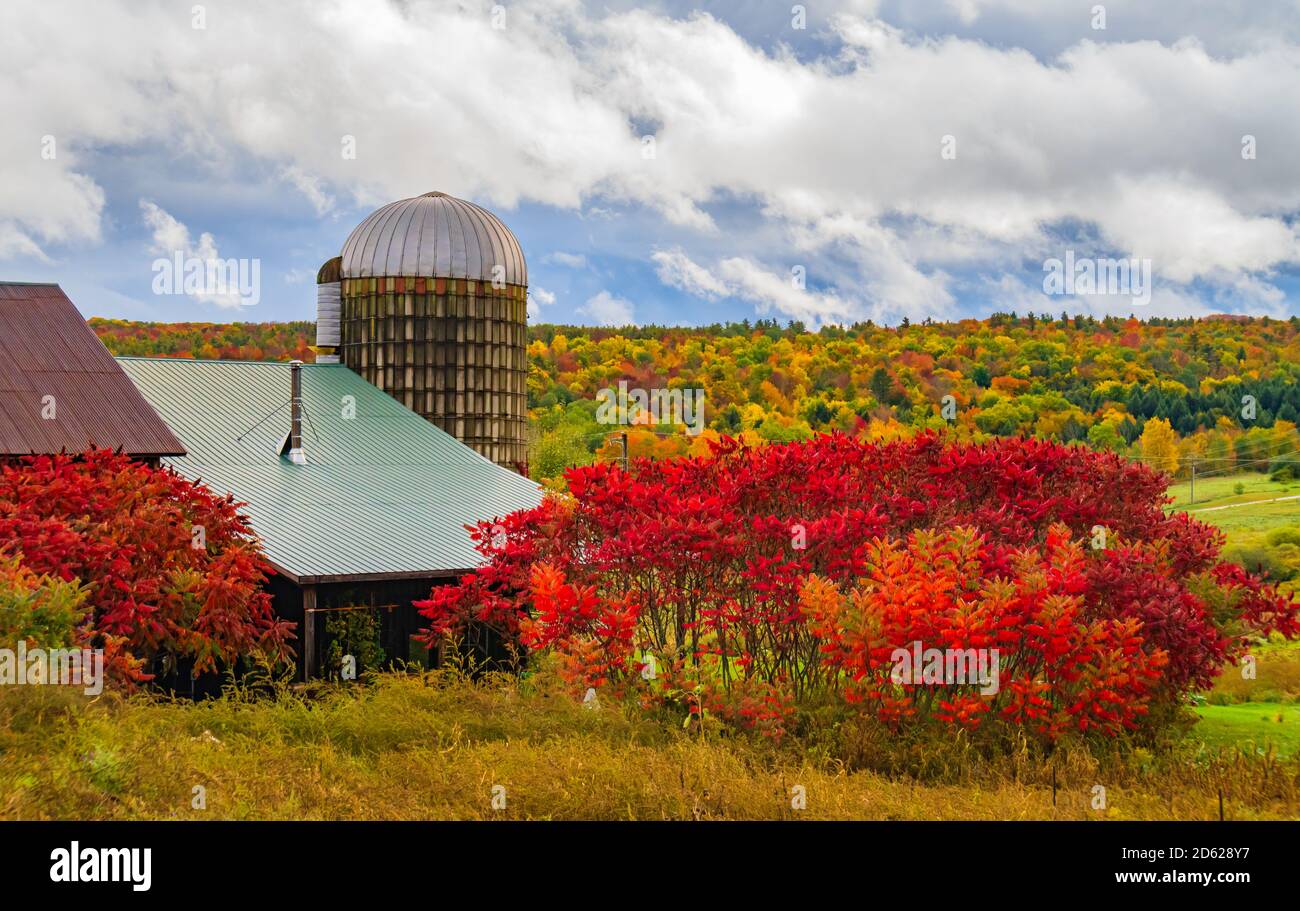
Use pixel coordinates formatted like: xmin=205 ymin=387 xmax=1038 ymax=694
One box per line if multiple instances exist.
xmin=1167 ymin=473 xmax=1300 ymax=759
xmin=1194 ymin=704 xmax=1300 ymax=757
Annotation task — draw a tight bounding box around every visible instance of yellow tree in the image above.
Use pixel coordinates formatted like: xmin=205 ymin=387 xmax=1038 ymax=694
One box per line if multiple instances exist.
xmin=1139 ymin=417 xmax=1180 ymax=475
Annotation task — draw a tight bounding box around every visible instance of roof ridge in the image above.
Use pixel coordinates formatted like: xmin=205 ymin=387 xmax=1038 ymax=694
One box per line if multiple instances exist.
xmin=114 ymin=356 xmax=343 ymax=366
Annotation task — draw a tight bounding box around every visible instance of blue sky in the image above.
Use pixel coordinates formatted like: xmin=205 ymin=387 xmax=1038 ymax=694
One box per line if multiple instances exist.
xmin=2 ymin=0 xmax=1299 ymax=327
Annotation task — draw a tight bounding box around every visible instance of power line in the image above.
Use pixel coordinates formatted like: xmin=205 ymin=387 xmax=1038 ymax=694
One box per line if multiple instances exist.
xmin=1185 ymin=446 xmax=1300 ymax=478
xmin=1125 ymin=453 xmax=1288 ymax=465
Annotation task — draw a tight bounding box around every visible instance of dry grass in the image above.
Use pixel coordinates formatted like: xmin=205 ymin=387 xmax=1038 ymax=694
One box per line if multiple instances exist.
xmin=2 ymin=670 xmax=1298 ymax=821
xmin=1206 ymin=640 xmax=1300 ymax=705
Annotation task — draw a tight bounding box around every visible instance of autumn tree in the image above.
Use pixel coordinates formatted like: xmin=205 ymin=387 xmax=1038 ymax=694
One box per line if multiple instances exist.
xmin=1139 ymin=417 xmax=1180 ymax=474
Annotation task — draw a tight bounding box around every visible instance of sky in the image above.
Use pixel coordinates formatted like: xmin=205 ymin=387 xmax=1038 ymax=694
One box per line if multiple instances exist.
xmin=2 ymin=0 xmax=1300 ymax=328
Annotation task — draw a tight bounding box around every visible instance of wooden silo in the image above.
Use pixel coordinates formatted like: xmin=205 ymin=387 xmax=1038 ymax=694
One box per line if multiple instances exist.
xmin=322 ymin=191 xmax=530 ymax=472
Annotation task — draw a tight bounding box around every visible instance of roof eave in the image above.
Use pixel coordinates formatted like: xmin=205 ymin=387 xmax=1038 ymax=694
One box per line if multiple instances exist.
xmin=270 ymin=563 xmax=471 ymax=586
xmin=0 ymin=447 xmax=188 ymax=458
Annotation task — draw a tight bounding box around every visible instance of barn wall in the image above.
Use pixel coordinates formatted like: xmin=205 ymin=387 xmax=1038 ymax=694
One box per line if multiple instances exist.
xmin=271 ymin=575 xmax=465 ymax=680
xmin=141 ymin=573 xmax=502 ymax=690
xmin=266 ymin=573 xmax=305 ymax=679
xmin=315 ymin=577 xmax=441 ymax=670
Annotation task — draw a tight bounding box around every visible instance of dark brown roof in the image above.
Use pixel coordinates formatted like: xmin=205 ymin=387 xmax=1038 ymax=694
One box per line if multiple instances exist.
xmin=0 ymin=283 xmax=185 ymax=457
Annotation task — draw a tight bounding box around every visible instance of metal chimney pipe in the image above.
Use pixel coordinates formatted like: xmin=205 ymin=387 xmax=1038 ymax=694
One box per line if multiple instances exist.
xmin=288 ymin=359 xmax=306 ymax=464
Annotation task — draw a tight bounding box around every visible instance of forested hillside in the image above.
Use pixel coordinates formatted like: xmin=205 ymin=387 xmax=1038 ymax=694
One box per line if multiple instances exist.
xmin=91 ymin=312 xmax=1300 ymax=481
xmin=527 ymin=313 xmax=1300 ymax=477
xmin=90 ymin=318 xmax=315 ymax=362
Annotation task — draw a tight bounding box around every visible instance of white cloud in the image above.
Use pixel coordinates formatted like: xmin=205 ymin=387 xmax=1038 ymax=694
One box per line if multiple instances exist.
xmin=527 ymin=285 xmax=556 ymax=320
xmin=652 ymin=247 xmax=730 ymax=300
xmin=947 ymin=0 xmax=982 ymax=27
xmin=1 ymin=0 xmax=1299 ymax=320
xmin=651 ymin=249 xmax=863 ymax=327
xmin=0 ymin=141 xmax=104 ymax=259
xmin=0 ymin=223 xmax=52 ymax=262
xmin=716 ymin=257 xmax=860 ymax=327
xmin=846 ymin=0 xmax=1300 ymax=58
xmin=140 ymin=200 xmax=249 ymax=309
xmin=579 ymin=290 xmax=636 ymax=326
xmin=1081 ymin=175 xmax=1300 ymax=286
xmin=281 ymin=165 xmax=335 ymax=217
xmin=545 ymin=251 xmax=588 ymax=269
xmin=140 ymin=202 xmax=190 ymax=256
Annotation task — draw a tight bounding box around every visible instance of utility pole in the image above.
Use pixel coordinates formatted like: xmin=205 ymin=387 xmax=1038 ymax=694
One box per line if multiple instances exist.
xmin=1190 ymin=459 xmax=1196 ymax=505
xmin=604 ymin=430 xmax=631 ymax=471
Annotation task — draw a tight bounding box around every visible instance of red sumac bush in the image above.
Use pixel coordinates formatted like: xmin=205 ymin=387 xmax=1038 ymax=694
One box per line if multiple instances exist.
xmin=800 ymin=525 xmax=1168 ymax=738
xmin=0 ymin=450 xmax=293 ymax=677
xmin=418 ymin=433 xmax=1297 ymax=739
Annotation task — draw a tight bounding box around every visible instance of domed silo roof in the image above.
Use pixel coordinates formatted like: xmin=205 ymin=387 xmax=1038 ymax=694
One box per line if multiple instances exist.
xmin=340 ymin=191 xmax=527 ymax=285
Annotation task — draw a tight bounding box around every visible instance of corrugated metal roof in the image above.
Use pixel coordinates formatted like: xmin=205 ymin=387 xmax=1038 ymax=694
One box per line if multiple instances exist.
xmin=340 ymin=192 xmax=527 ymax=285
xmin=0 ymin=283 xmax=186 ymax=457
xmin=117 ymin=357 xmax=543 ymax=581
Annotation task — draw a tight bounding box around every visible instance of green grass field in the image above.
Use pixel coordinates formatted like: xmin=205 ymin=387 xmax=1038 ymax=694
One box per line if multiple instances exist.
xmin=1164 ymin=472 xmax=1300 ymax=756
xmin=1167 ymin=471 xmax=1300 ymax=594
xmin=1167 ymin=470 xmax=1298 ymax=507
xmin=1188 ymin=499 xmax=1300 ymax=538
xmin=1168 ymin=470 xmax=1300 ymax=518
xmin=1193 ymin=704 xmax=1300 ymax=757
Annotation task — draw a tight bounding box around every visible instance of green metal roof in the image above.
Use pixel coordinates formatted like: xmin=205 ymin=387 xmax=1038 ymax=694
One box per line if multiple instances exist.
xmin=117 ymin=357 xmax=542 ymax=583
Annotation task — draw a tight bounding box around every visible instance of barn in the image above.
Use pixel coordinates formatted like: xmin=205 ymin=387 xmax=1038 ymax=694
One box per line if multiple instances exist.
xmin=119 ymin=355 xmax=542 ymax=680
xmin=2 ymin=194 xmax=543 ymax=681
xmin=117 ymin=191 xmax=545 ymax=680
xmin=0 ymin=281 xmax=185 ymax=462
